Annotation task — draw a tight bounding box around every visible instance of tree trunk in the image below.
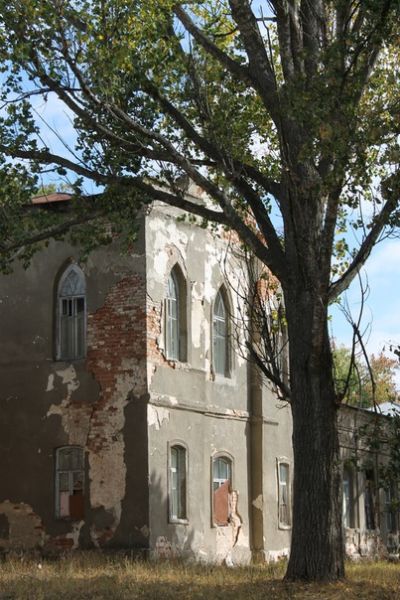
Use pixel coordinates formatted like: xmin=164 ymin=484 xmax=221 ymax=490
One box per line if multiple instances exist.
xmin=284 ymin=290 xmax=344 ymax=581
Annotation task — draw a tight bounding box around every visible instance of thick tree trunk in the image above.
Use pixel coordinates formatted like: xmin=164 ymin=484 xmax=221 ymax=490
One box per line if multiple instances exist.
xmin=284 ymin=291 xmax=344 ymax=581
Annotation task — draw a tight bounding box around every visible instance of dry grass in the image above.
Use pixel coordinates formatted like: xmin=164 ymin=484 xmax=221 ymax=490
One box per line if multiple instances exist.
xmin=0 ymin=554 xmax=399 ymax=599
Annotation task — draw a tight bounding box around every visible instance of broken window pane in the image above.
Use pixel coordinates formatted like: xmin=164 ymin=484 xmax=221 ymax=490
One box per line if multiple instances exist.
xmin=56 ymin=447 xmax=85 ymax=519
xmin=57 ymin=265 xmax=86 ymax=360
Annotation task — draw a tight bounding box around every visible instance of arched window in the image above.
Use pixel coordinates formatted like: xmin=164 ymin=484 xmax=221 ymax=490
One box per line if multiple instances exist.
xmin=169 ymin=444 xmax=187 ymax=522
xmin=213 ymin=288 xmax=230 ymax=377
xmin=165 ymin=265 xmax=187 ymax=361
xmin=56 ymin=264 xmax=86 ymax=360
xmin=212 ymin=454 xmax=232 ymax=526
xmin=55 ymin=446 xmax=85 ymax=519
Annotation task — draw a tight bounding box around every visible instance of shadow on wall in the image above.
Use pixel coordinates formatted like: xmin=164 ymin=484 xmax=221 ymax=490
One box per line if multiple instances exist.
xmin=148 ymin=471 xmax=198 ymax=561
xmin=149 ymin=470 xmax=246 ymax=565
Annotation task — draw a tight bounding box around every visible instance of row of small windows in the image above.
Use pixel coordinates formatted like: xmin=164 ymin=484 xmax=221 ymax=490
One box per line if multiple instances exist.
xmin=54 ymin=445 xmax=290 ymax=528
xmin=342 ymin=466 xmax=399 ymax=534
xmin=55 ymin=263 xmax=231 ymax=377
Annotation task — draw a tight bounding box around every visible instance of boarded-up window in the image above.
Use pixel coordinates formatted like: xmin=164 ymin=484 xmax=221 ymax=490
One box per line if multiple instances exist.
xmin=213 ymin=456 xmax=232 ymax=526
xmin=213 ymin=288 xmax=230 ymax=377
xmin=277 ymin=461 xmax=291 ymax=527
xmin=169 ymin=445 xmax=187 ymax=521
xmin=57 ymin=265 xmax=86 ymax=360
xmin=56 ymin=447 xmax=85 ymax=519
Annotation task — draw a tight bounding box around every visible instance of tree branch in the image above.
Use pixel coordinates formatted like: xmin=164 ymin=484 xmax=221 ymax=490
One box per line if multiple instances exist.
xmin=329 ymin=175 xmax=399 ymax=301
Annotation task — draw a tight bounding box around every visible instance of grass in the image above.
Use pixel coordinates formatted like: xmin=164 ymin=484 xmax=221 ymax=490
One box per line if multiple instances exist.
xmin=0 ymin=554 xmax=399 ymax=599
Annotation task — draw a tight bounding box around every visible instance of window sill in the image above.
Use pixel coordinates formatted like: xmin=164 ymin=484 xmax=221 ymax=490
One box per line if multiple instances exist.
xmin=212 ymin=373 xmax=236 ymax=386
xmin=169 ymin=518 xmax=189 ymax=525
xmin=278 ymin=524 xmax=292 ymax=530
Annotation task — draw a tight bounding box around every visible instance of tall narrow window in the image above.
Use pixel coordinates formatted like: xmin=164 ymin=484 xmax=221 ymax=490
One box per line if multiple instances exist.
xmin=166 ymin=271 xmax=179 ymax=360
xmin=364 ymin=469 xmax=376 ymax=530
xmin=165 ymin=265 xmax=187 ymax=361
xmin=169 ymin=444 xmax=187 ymax=522
xmin=277 ymin=461 xmax=291 ymax=528
xmin=57 ymin=264 xmax=86 ymax=360
xmin=212 ymin=455 xmax=232 ymax=526
xmin=343 ymin=466 xmax=355 ymax=528
xmin=385 ymin=484 xmax=397 ymax=533
xmin=55 ymin=446 xmax=84 ymax=519
xmin=213 ymin=288 xmax=230 ymax=377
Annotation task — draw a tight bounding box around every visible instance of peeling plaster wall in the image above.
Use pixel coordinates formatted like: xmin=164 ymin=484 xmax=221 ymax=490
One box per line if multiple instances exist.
xmin=145 ymin=204 xmax=253 ymax=564
xmin=0 ymin=231 xmax=149 ymax=552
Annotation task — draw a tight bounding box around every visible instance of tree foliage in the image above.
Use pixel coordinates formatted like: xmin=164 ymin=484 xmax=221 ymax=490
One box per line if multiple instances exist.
xmin=0 ymin=0 xmax=400 ymax=581
xmin=333 ymin=345 xmax=399 ymax=407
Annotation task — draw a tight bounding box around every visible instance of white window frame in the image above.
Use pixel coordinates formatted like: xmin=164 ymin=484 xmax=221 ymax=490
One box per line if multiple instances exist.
xmin=277 ymin=458 xmax=291 ymax=529
xmin=55 ymin=446 xmax=85 ymax=520
xmin=212 ymin=288 xmax=231 ymax=378
xmin=168 ymin=441 xmax=188 ymax=524
xmin=56 ymin=264 xmax=86 ymax=360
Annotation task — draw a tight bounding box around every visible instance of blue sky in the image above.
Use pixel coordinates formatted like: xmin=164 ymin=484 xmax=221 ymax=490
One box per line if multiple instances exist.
xmin=27 ymin=91 xmax=400 ymax=381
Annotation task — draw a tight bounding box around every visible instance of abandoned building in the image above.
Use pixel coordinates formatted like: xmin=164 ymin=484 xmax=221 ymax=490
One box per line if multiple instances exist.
xmin=0 ymin=186 xmax=398 ymax=562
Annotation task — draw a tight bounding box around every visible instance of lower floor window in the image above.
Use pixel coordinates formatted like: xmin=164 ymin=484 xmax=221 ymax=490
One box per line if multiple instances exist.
xmin=343 ymin=466 xmax=355 ymax=528
xmin=169 ymin=444 xmax=187 ymax=521
xmin=364 ymin=469 xmax=375 ymax=530
xmin=212 ymin=455 xmax=232 ymax=526
xmin=277 ymin=461 xmax=291 ymax=527
xmin=385 ymin=484 xmax=398 ymax=534
xmin=55 ymin=446 xmax=85 ymax=519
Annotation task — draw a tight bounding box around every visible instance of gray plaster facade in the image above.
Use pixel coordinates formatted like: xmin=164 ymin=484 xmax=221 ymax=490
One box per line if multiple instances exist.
xmin=0 ymin=191 xmax=398 ymax=562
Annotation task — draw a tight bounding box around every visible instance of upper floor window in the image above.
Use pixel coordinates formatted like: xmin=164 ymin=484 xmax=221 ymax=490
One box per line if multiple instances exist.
xmin=213 ymin=288 xmax=230 ymax=377
xmin=169 ymin=444 xmax=187 ymax=522
xmin=165 ymin=265 xmax=187 ymax=362
xmin=277 ymin=460 xmax=291 ymax=528
xmin=212 ymin=454 xmax=232 ymax=526
xmin=56 ymin=264 xmax=86 ymax=360
xmin=55 ymin=446 xmax=84 ymax=520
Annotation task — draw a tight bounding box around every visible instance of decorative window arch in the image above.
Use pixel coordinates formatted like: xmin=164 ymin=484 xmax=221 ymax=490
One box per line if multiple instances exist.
xmin=212 ymin=453 xmax=233 ymax=526
xmin=168 ymin=442 xmax=188 ymax=522
xmin=55 ymin=446 xmax=85 ymax=519
xmin=56 ymin=264 xmax=86 ymax=360
xmin=212 ymin=287 xmax=230 ymax=377
xmin=165 ymin=264 xmax=187 ymax=361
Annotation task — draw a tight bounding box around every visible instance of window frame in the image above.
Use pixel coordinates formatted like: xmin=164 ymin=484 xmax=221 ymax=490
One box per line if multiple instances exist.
xmin=164 ymin=265 xmax=188 ymax=363
xmin=211 ymin=452 xmax=233 ymax=527
xmin=276 ymin=457 xmax=291 ymax=530
xmin=212 ymin=287 xmax=231 ymax=378
xmin=384 ymin=483 xmax=398 ymax=534
xmin=342 ymin=464 xmax=355 ymax=529
xmin=55 ymin=446 xmax=85 ymax=520
xmin=364 ymin=468 xmax=376 ymax=530
xmin=56 ymin=263 xmax=86 ymax=361
xmin=167 ymin=441 xmax=189 ymax=524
